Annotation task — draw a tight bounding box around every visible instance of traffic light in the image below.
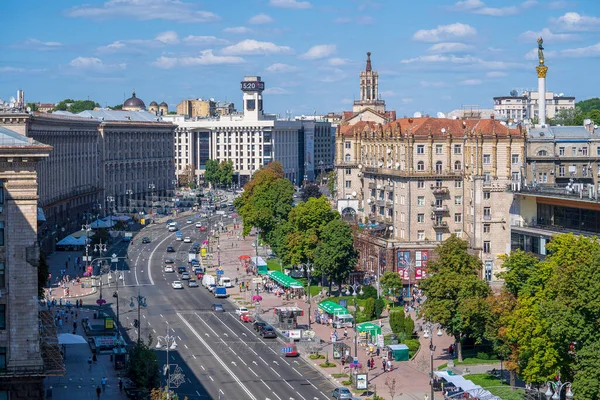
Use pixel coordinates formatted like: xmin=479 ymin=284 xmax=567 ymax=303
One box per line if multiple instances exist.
xmin=133 ymin=319 xmax=139 ymax=328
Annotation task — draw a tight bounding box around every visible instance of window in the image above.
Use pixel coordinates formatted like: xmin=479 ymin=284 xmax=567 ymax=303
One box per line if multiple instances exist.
xmin=538 ymin=172 xmax=547 ymax=183
xmin=0 ymin=222 xmax=3 ymax=246
xmin=435 ymin=180 xmax=442 ymax=188
xmin=417 ymin=214 xmax=425 ymax=223
xmin=417 ymin=161 xmax=425 ymax=171
xmin=417 ymin=196 xmax=425 ymax=206
xmin=483 ymin=241 xmax=491 ymax=253
xmin=597 ymin=147 xmax=600 ymax=156
xmin=455 ymin=180 xmax=462 ymax=188
xmin=417 ymin=145 xmax=425 ymax=154
xmin=559 ymin=165 xmax=565 ymax=177
xmin=0 ymin=305 xmax=5 ymax=329
xmin=572 ymin=147 xmax=577 ymax=156
xmin=454 ymin=144 xmax=462 ymax=155
xmin=345 ymin=141 xmax=351 ymax=149
xmin=484 ymin=224 xmax=491 ymax=233
xmin=454 ymin=161 xmax=462 ymax=171
xmin=435 ymin=161 xmax=443 ymax=173
xmin=345 ymin=180 xmax=351 ymax=188
xmin=511 ymin=154 xmax=519 ymax=164
xmin=558 ymin=147 xmax=565 ymax=156
xmin=484 ymin=207 xmax=491 ymax=220
xmin=483 ymin=154 xmax=491 ymax=164
xmin=484 ymin=172 xmax=491 ymax=183
xmin=538 ymin=150 xmax=548 ymax=156
xmin=455 ymin=196 xmax=462 ymax=205
xmin=582 ymin=147 xmax=588 ymax=156
xmin=417 ymin=231 xmax=425 ymax=240
xmin=345 ymin=154 xmax=351 ymax=162
xmin=0 ymin=181 xmax=3 ymax=204
xmin=436 ymin=232 xmax=443 ymax=241
xmin=0 ymin=348 xmax=5 ymax=372
xmin=345 ymin=168 xmax=351 ymax=175
xmin=483 ymin=192 xmax=491 ymax=200
xmin=0 ymin=264 xmax=4 ymax=288
xmin=417 ymin=181 xmax=424 ymax=189
xmin=454 ymin=213 xmax=462 ymax=223
xmin=436 ymin=145 xmax=443 ymax=154
xmin=454 ymin=230 xmax=462 ymax=238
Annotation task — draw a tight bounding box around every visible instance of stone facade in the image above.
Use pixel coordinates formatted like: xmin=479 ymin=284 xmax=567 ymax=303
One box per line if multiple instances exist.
xmin=335 ymin=117 xmax=525 ymax=281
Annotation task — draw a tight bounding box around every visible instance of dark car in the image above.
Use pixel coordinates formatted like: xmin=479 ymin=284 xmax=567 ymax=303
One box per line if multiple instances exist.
xmin=166 ymin=246 xmax=175 ymax=253
xmin=141 ymin=237 xmax=151 ymax=244
xmin=164 ymin=258 xmax=175 ymax=264
xmin=211 ymin=303 xmax=224 ymax=312
xmin=260 ymin=326 xmax=277 ymax=338
xmin=177 ymin=266 xmax=187 ymax=274
xmin=253 ymin=321 xmax=267 ymax=332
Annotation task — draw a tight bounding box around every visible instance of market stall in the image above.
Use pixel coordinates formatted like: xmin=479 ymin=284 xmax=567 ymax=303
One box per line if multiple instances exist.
xmin=356 ymin=322 xmax=382 ymax=346
xmin=386 ymin=344 xmax=409 ymax=361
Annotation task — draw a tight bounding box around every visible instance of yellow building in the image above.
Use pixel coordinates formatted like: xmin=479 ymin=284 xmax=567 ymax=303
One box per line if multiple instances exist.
xmin=177 ymin=99 xmax=216 ymax=118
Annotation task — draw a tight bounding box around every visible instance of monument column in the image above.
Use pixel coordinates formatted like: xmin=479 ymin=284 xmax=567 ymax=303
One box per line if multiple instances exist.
xmin=535 ymin=37 xmax=548 ymax=126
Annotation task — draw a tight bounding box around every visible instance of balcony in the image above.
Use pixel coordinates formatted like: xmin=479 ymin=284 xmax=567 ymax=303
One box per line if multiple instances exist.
xmin=385 ymin=200 xmax=394 ymax=207
xmin=368 ymin=182 xmax=377 ymax=189
xmin=431 ymin=204 xmax=449 ymax=213
xmin=433 ymin=220 xmax=449 ymax=229
xmin=432 ymin=186 xmax=449 ymax=196
xmin=376 ymin=199 xmax=386 ymax=207
xmin=385 ymin=216 xmax=393 ymax=224
xmin=483 ymin=215 xmax=492 ymax=221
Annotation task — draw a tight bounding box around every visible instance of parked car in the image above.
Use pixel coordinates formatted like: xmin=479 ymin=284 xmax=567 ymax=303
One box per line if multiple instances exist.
xmin=211 ymin=303 xmax=224 ymax=312
xmin=253 ymin=321 xmax=267 ymax=332
xmin=141 ymin=237 xmax=151 ymax=244
xmin=187 ymin=279 xmax=199 ymax=287
xmin=240 ymin=313 xmax=254 ymax=323
xmin=260 ymin=326 xmax=277 ymax=338
xmin=181 ymin=272 xmax=190 ymax=280
xmin=235 ymin=307 xmax=249 ymax=315
xmin=332 ymin=388 xmax=352 ymax=400
xmin=171 ymin=281 xmax=184 ymax=289
xmin=164 ymin=265 xmax=174 ymax=273
xmin=166 ymin=246 xmax=175 ymax=252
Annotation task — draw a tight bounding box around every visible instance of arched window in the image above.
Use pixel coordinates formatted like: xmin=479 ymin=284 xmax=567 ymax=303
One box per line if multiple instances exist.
xmin=417 ymin=161 xmax=425 ymax=171
xmin=538 ymin=150 xmax=548 ymax=156
xmin=435 ymin=161 xmax=443 ymax=173
xmin=454 ymin=160 xmax=462 ymax=171
xmin=345 ymin=154 xmax=351 ymax=162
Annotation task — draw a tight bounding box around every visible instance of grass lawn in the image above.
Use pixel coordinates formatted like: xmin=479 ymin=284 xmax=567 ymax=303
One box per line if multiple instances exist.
xmin=464 ymin=374 xmax=525 ymax=400
xmin=438 ymin=357 xmax=500 ymax=371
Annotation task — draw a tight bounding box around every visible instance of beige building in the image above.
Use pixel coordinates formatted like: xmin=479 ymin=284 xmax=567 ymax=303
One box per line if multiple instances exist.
xmin=177 ymin=99 xmax=216 ymax=118
xmin=493 ymin=90 xmax=575 ymax=122
xmin=215 ymin=101 xmax=235 ymax=116
xmin=0 ymin=126 xmax=55 ymax=398
xmin=335 ymin=116 xmax=525 ymax=282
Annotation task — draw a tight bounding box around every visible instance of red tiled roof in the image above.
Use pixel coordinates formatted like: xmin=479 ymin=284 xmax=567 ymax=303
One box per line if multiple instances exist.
xmin=338 ymin=121 xmax=379 ymax=136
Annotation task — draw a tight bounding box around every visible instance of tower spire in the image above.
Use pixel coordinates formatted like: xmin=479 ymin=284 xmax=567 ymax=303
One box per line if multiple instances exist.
xmin=366 ymin=52 xmax=372 ymax=72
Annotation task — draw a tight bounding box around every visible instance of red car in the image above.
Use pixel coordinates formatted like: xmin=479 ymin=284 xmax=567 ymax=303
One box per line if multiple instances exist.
xmin=199 ymin=226 xmax=207 ymax=232
xmin=240 ymin=313 xmax=254 ymax=323
xmin=282 ymin=344 xmax=299 ymax=357
xmin=197 ymin=272 xmax=204 ymax=280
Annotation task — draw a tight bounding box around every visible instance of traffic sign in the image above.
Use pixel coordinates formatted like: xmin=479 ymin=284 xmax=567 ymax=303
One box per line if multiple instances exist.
xmin=111 ymin=253 xmax=119 ymax=263
xmin=216 ymin=269 xmax=224 ymax=276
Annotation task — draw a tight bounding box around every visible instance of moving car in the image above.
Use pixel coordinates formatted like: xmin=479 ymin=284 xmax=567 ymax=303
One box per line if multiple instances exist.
xmin=183 ymin=237 xmax=191 ymax=243
xmin=332 ymin=388 xmax=352 ymax=399
xmin=141 ymin=237 xmax=151 ymax=244
xmin=260 ymin=326 xmax=277 ymax=338
xmin=253 ymin=321 xmax=267 ymax=332
xmin=211 ymin=303 xmax=224 ymax=312
xmin=177 ymin=266 xmax=187 ymax=274
xmin=235 ymin=307 xmax=249 ymax=315
xmin=282 ymin=344 xmax=299 ymax=357
xmin=181 ymin=272 xmax=190 ymax=280
xmin=166 ymin=246 xmax=175 ymax=252
xmin=164 ymin=265 xmax=174 ymax=273
xmin=199 ymin=226 xmax=207 ymax=232
xmin=187 ymin=278 xmax=199 ymax=287
xmin=195 ymin=222 xmax=202 ymax=228
xmin=240 ymin=313 xmax=254 ymax=323
xmin=208 ymin=283 xmax=216 ymax=292
xmin=171 ymin=281 xmax=184 ymax=289
xmin=186 ymin=219 xmax=193 ymax=224
xmin=164 ymin=258 xmax=175 ymax=264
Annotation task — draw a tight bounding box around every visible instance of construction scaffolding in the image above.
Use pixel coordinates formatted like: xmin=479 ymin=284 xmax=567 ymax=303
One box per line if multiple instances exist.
xmin=39 ymin=310 xmax=66 ymax=376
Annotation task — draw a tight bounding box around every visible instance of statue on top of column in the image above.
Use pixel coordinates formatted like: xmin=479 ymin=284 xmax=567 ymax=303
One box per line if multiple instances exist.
xmin=537 ymin=37 xmax=544 ymax=65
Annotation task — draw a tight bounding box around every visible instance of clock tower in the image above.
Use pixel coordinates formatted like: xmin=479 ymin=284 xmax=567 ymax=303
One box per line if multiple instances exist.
xmin=241 ymin=76 xmax=265 ymax=121
xmin=353 ymin=52 xmax=386 ymax=114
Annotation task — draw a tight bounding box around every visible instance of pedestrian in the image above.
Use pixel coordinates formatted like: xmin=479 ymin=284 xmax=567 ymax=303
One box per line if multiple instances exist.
xmin=92 ymin=353 xmax=97 ymax=363
xmin=96 ymin=385 xmax=101 ymax=399
xmin=73 ymin=321 xmax=77 ymax=332
xmin=376 ymin=347 xmax=380 ymax=357
xmin=370 ymin=357 xmax=375 ymax=370
xmin=343 ymin=328 xmax=348 ymax=339
xmin=382 ymin=359 xmax=386 ymax=371
xmin=88 ymin=356 xmax=92 ymax=371
xmin=119 ymin=378 xmax=123 ymax=392
xmin=101 ymin=376 xmax=107 ymax=392
xmin=58 ymin=317 xmax=63 ymax=330
xmin=366 ymin=359 xmax=371 ymax=369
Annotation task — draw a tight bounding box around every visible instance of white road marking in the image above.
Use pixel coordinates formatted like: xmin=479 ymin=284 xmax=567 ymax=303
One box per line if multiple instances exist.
xmin=269 ymin=366 xmax=281 ymax=377
xmin=184 ymin=344 xmax=188 ymax=349
xmin=147 ymin=232 xmax=178 ymax=285
xmin=248 ymin=367 xmax=258 ymax=377
xmin=192 ymin=355 xmax=197 ymax=360
xmin=259 ymin=356 xmax=268 ymax=365
xmin=293 ymin=368 xmax=302 ymax=376
xmin=237 ymin=355 xmax=247 ymax=365
xmin=200 ymin=364 xmax=204 ymax=370
xmin=284 ymin=381 xmax=293 ymax=389
xmin=209 ymin=376 xmax=214 ymax=382
xmin=296 ymin=392 xmax=307 ymax=400
xmin=261 ymin=380 xmax=271 ymax=390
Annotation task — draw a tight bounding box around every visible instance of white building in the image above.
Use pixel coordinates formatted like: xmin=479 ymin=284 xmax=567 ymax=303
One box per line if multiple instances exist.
xmin=166 ymin=76 xmax=333 ymax=186
xmin=493 ymin=90 xmax=575 ymax=122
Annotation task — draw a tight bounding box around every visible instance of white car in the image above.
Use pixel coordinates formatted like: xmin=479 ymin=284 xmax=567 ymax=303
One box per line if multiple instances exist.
xmin=195 ymin=222 xmax=202 ymax=228
xmin=164 ymin=265 xmax=174 ymax=273
xmin=235 ymin=307 xmax=249 ymax=315
xmin=183 ymin=237 xmax=191 ymax=243
xmin=172 ymin=281 xmax=184 ymax=289
xmin=186 ymin=219 xmax=193 ymax=224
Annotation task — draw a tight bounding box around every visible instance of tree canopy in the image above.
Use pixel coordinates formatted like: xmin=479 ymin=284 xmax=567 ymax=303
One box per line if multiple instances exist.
xmin=126 ymin=338 xmax=160 ymax=393
xmin=301 ymin=184 xmax=322 ymax=202
xmin=53 ymin=99 xmax=99 ymax=113
xmin=313 ymin=217 xmax=358 ymax=289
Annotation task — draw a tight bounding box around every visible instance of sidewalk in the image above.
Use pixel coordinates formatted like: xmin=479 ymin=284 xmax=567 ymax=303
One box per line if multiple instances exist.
xmin=207 ymin=223 xmax=456 ymax=400
xmin=45 ymin=251 xmax=97 ymax=302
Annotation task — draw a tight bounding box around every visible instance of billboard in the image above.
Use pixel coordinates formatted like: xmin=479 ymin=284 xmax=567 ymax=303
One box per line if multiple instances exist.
xmin=304 ymin=128 xmax=315 ymax=180
xmin=415 ymin=250 xmax=429 ymax=280
xmin=397 ymin=251 xmax=410 ymax=280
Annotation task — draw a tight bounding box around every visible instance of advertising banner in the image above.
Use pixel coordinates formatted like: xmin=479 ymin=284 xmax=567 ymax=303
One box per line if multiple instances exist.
xmin=415 ymin=268 xmax=422 ymax=280
xmin=397 ymin=251 xmax=410 ymax=280
xmin=415 ymin=250 xmax=428 ymax=279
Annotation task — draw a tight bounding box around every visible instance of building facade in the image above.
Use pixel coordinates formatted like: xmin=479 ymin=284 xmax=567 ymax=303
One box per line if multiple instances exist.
xmin=493 ymin=91 xmax=575 ymax=122
xmin=0 ymin=126 xmax=52 ymax=398
xmin=177 ymin=99 xmax=216 ymax=118
xmin=335 ymin=117 xmax=525 ymax=281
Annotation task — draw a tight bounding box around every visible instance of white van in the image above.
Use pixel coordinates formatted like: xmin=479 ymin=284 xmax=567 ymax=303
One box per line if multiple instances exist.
xmin=202 ymin=274 xmax=215 ymax=288
xmin=218 ymin=277 xmax=232 ymax=288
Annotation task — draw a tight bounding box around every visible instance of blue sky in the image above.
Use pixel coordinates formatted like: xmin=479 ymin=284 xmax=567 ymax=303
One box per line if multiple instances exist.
xmin=2 ymin=0 xmax=600 ymax=117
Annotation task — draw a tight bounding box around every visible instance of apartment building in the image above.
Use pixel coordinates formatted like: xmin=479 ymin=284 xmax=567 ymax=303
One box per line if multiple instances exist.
xmin=177 ymin=99 xmax=216 ymax=118
xmin=493 ymin=91 xmax=575 ymax=122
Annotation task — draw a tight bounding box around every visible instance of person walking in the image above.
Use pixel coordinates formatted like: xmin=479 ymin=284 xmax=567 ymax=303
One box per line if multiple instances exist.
xmin=96 ymin=386 xmax=101 ymax=399
xmin=88 ymin=356 xmax=92 ymax=371
xmin=101 ymin=376 xmax=107 ymax=392
xmin=366 ymin=359 xmax=371 ymax=369
xmin=119 ymin=378 xmax=123 ymax=392
xmin=92 ymin=353 xmax=97 ymax=364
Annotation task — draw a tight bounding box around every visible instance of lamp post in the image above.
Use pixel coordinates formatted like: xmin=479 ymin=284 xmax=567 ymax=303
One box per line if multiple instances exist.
xmin=299 ymin=263 xmax=314 ymax=330
xmin=130 ymin=291 xmax=147 ymax=343
xmin=346 ymin=282 xmax=364 ymax=359
xmin=156 ymin=326 xmax=183 ymax=400
xmin=545 ymin=378 xmax=574 ymax=400
xmin=81 ymin=220 xmax=92 ymax=273
xmin=149 ymin=183 xmax=156 ymax=214
xmin=423 ymin=322 xmax=443 ymax=400
xmin=106 ymin=196 xmax=115 ymax=216
xmin=125 ymin=189 xmax=133 ymax=214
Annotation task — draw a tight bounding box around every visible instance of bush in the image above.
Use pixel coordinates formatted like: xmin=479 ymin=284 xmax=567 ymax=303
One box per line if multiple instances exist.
xmin=402 ymin=338 xmax=421 ymax=354
xmin=477 ymin=352 xmax=490 ymax=360
xmin=309 ymin=354 xmax=325 ymax=360
xmin=374 ymin=298 xmax=385 ymax=318
xmin=341 ymin=380 xmax=352 ymax=386
xmin=404 ymin=314 xmax=415 ymax=337
xmin=363 ymin=298 xmax=375 ymax=320
xmin=358 ymin=285 xmax=377 ymax=300
xmin=389 ymin=311 xmax=405 ymax=336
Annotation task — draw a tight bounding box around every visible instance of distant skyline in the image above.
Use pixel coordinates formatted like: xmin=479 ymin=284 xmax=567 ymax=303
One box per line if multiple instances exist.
xmin=2 ymin=0 xmax=600 ymax=117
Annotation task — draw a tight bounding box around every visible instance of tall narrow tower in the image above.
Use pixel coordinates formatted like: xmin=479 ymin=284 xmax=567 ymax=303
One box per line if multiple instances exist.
xmin=241 ymin=76 xmax=265 ymax=121
xmin=536 ymin=37 xmax=548 ymax=126
xmin=353 ymin=52 xmax=386 ymax=114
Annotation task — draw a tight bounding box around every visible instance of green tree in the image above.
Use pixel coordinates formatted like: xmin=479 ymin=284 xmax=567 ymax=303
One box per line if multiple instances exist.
xmin=404 ymin=314 xmax=415 ymax=338
xmin=496 ymin=250 xmax=542 ymax=297
xmin=204 ymin=160 xmax=219 ymax=187
xmin=301 ymin=184 xmax=322 ymax=202
xmin=53 ymin=99 xmax=99 ymax=113
xmin=420 ymin=235 xmax=491 ymax=362
xmin=363 ymin=298 xmax=375 ymax=320
xmin=217 ymin=160 xmax=234 ymax=186
xmin=576 ymin=97 xmax=600 ymax=114
xmin=313 ymin=217 xmax=357 ymax=293
xmin=126 ymin=338 xmax=160 ymax=393
xmin=389 ymin=311 xmax=406 ymax=337
xmin=38 ymin=251 xmax=49 ymax=297
xmin=111 ymin=104 xmax=123 ymax=110
xmin=374 ymin=298 xmax=385 ymax=319
xmin=26 ymin=102 xmax=39 ymax=112
xmin=357 ymin=284 xmax=377 ymax=300
xmin=327 ymin=171 xmax=336 ymax=197
xmin=380 ymin=271 xmax=403 ymax=300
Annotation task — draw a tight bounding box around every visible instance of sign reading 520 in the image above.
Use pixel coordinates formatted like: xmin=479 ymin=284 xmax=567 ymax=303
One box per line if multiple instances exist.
xmin=240 ymin=81 xmax=265 ymax=91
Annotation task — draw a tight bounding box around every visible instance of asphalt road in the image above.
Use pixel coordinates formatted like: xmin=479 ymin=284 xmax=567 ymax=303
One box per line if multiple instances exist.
xmin=109 ymin=211 xmax=335 ymax=400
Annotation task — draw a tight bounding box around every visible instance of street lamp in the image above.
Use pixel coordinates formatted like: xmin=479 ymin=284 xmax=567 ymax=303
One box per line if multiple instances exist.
xmin=130 ymin=291 xmax=147 ymax=343
xmin=156 ymin=326 xmax=183 ymax=399
xmin=423 ymin=321 xmax=443 ymax=400
xmin=106 ymin=196 xmax=115 ymax=216
xmin=545 ymin=378 xmax=574 ymax=400
xmin=81 ymin=221 xmax=92 ymax=273
xmin=299 ymin=263 xmax=314 ymax=330
xmin=346 ymin=281 xmax=363 ymax=359
xmin=125 ymin=189 xmax=133 ymax=214
xmin=149 ymin=183 xmax=156 ymax=214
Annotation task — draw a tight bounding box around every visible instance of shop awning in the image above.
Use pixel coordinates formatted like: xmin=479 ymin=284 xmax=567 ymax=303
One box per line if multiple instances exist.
xmin=356 ymin=322 xmax=382 ymax=336
xmin=318 ymin=301 xmax=349 ymax=316
xmin=267 ymin=270 xmax=303 ymax=289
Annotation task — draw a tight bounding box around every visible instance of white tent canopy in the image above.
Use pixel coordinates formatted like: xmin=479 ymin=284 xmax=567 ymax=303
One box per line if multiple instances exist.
xmin=434 ymin=371 xmax=502 ymax=399
xmin=91 ymin=219 xmax=115 ymax=229
xmin=58 ymin=333 xmax=88 ymax=345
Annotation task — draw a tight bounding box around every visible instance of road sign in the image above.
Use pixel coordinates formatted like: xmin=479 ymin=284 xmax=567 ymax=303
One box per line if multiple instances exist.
xmin=111 ymin=253 xmax=119 ymax=263
xmin=216 ymin=269 xmax=224 ymax=276
xmin=96 ymin=299 xmax=106 ymax=306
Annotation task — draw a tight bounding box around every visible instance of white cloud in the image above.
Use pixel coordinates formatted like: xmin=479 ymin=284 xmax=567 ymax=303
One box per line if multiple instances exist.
xmin=519 ymin=27 xmax=578 ymax=42
xmin=13 ymin=38 xmax=63 ymax=51
xmin=69 ymin=56 xmax=126 ymax=72
xmin=97 ymin=31 xmax=180 ymax=53
xmin=450 ymin=0 xmax=537 ymax=16
xmin=413 ymin=23 xmax=477 ymax=42
xmin=552 ymin=12 xmax=600 ymax=32
xmin=379 ymin=90 xmax=397 ymax=97
xmin=561 ymin=42 xmax=600 ymax=58
xmin=356 ymin=16 xmax=374 ymax=24
xmin=327 ymin=57 xmax=349 ymax=66
xmin=486 ymin=71 xmax=507 ymax=77
xmin=401 ymin=98 xmax=413 ymax=104
xmin=182 ymin=35 xmax=229 ymax=46
xmin=156 ymin=31 xmax=179 ymax=44
xmin=65 ymin=0 xmax=220 ymax=23
xmin=420 ymin=81 xmax=447 ymax=88
xmin=266 ymin=63 xmax=298 ymax=73
xmin=524 ymin=48 xmax=557 ymax=60
xmin=223 ymin=26 xmax=254 ymax=34
xmin=299 ymin=44 xmax=336 ymax=60
xmin=248 ymin=13 xmax=273 ymax=24
xmin=220 ymin=39 xmax=293 ymax=56
xmin=0 ymin=66 xmax=25 ymax=72
xmin=427 ymin=42 xmax=474 ymax=53
xmin=334 ymin=17 xmax=352 ymax=23
xmin=549 ymin=1 xmax=569 ymax=9
xmin=152 ymin=50 xmax=245 ymax=69
xmin=460 ymin=79 xmax=482 ymax=85
xmin=269 ymin=0 xmax=311 ymax=9
xmin=264 ymin=87 xmax=289 ymax=95
xmin=401 ymin=54 xmax=525 ymax=70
